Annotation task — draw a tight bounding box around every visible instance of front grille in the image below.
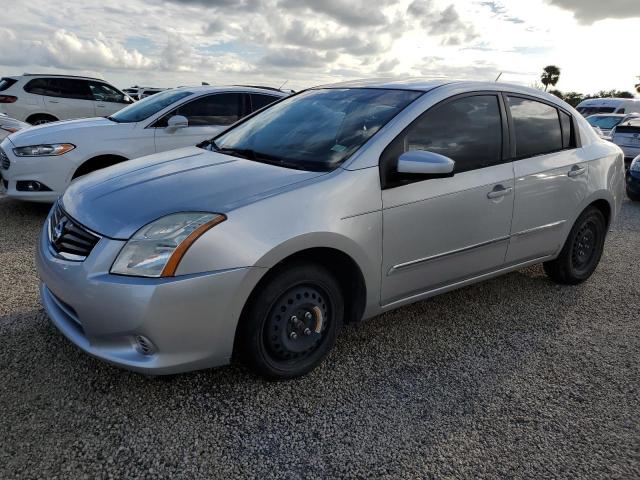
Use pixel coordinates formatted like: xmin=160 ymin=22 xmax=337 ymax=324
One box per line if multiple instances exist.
xmin=0 ymin=147 xmax=9 ymax=170
xmin=48 ymin=203 xmax=101 ymax=261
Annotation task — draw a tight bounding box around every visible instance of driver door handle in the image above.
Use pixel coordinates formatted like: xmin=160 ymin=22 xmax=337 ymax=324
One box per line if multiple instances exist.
xmin=568 ymin=165 xmax=586 ymax=177
xmin=487 ymin=185 xmax=513 ymax=199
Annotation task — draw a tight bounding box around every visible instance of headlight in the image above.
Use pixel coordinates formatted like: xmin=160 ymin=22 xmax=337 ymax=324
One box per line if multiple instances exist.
xmin=13 ymin=143 xmax=75 ymax=156
xmin=111 ymin=212 xmax=226 ymax=277
xmin=631 ymin=156 xmax=640 ymax=172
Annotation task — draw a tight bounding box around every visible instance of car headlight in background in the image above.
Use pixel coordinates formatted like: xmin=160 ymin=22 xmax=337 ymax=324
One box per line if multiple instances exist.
xmin=111 ymin=212 xmax=226 ymax=278
xmin=13 ymin=144 xmax=75 ymax=156
xmin=631 ymin=156 xmax=640 ymax=173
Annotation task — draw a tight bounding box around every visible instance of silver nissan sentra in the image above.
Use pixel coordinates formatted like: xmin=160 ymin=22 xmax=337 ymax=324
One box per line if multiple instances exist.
xmin=36 ymin=79 xmax=625 ymax=379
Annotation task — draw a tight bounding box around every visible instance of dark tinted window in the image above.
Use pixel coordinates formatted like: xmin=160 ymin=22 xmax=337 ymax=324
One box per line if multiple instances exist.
xmin=24 ymin=78 xmax=92 ymax=100
xmin=508 ymin=97 xmax=562 ymax=157
xmin=174 ymin=93 xmax=242 ymax=126
xmin=559 ymin=110 xmax=575 ymax=149
xmin=397 ymin=95 xmax=503 ymax=174
xmin=250 ymin=94 xmax=279 ymax=112
xmin=0 ymin=78 xmax=17 ymax=92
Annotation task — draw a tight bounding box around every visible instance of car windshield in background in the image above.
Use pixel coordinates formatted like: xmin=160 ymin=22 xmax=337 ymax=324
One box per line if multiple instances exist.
xmin=109 ymin=89 xmax=192 ymax=123
xmin=210 ymin=88 xmax=422 ymax=171
xmin=587 ymin=115 xmax=624 ymax=130
xmin=578 ymin=106 xmax=616 ymax=116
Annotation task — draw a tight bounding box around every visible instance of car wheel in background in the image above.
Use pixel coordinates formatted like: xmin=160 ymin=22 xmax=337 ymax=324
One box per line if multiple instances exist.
xmin=543 ymin=206 xmax=606 ymax=285
xmin=627 ymin=188 xmax=640 ymax=202
xmin=26 ymin=114 xmax=58 ymax=125
xmin=236 ymin=261 xmax=344 ymax=379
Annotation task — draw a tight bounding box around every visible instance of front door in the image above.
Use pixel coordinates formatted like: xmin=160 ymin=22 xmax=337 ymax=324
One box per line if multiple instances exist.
xmin=153 ymin=93 xmax=244 ymax=153
xmin=89 ymin=81 xmax=132 ymax=117
xmin=381 ymin=93 xmax=514 ymax=305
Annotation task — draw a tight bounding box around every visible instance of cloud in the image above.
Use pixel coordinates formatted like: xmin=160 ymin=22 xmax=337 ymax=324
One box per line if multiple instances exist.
xmin=260 ymin=47 xmax=338 ymax=69
xmin=407 ymin=1 xmax=478 ymax=45
xmin=277 ymin=0 xmax=394 ymax=27
xmin=545 ymin=0 xmax=640 ymax=23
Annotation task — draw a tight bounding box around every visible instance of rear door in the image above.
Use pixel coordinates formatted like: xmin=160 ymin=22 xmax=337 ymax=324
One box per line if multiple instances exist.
xmin=153 ymin=92 xmax=244 ymax=152
xmin=89 ymin=82 xmax=133 ymax=116
xmin=380 ymin=93 xmax=514 ymax=305
xmin=504 ymin=95 xmax=588 ymax=263
xmin=33 ymin=78 xmax=96 ymax=120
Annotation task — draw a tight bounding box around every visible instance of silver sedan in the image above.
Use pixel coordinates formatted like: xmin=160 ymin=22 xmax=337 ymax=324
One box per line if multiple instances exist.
xmin=36 ymin=79 xmax=625 ymax=379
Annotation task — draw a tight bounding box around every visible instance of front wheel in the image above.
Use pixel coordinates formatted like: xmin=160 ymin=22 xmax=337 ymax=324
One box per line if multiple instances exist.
xmin=236 ymin=262 xmax=344 ymax=379
xmin=543 ymin=206 xmax=606 ymax=285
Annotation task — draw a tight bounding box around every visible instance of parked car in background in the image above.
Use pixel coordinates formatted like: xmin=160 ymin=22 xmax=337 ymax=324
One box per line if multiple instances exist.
xmin=35 ymin=79 xmax=624 ymax=379
xmin=586 ymin=113 xmax=639 ymax=139
xmin=0 ymin=74 xmax=135 ymax=125
xmin=576 ymin=97 xmax=640 ymax=117
xmin=0 ymin=86 xmax=286 ymax=201
xmin=0 ymin=113 xmax=29 ymax=141
xmin=123 ymin=86 xmax=167 ymax=101
xmin=626 ymin=155 xmax=640 ymax=201
xmin=610 ymin=118 xmax=640 ymax=167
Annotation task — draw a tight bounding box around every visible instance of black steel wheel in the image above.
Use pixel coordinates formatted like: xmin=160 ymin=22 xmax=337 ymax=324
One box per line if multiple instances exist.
xmin=543 ymin=206 xmax=606 ymax=285
xmin=236 ymin=261 xmax=344 ymax=379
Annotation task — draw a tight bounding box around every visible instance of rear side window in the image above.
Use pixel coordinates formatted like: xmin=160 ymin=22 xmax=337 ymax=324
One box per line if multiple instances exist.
xmin=24 ymin=78 xmax=92 ymax=100
xmin=172 ymin=93 xmax=243 ymax=126
xmin=0 ymin=78 xmax=17 ymax=92
xmin=250 ymin=94 xmax=280 ymax=112
xmin=508 ymin=97 xmax=562 ymax=158
xmin=559 ymin=110 xmax=575 ymax=149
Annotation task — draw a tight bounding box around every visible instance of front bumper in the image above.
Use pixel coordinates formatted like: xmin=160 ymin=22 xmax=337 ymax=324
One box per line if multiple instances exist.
xmin=0 ymin=138 xmax=76 ymax=202
xmin=626 ymin=170 xmax=640 ymax=197
xmin=36 ymin=216 xmax=264 ymax=374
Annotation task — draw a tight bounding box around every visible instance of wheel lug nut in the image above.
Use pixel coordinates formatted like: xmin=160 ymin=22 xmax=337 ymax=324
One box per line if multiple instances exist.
xmin=290 ymin=332 xmax=298 ymax=339
xmin=304 ymin=328 xmax=311 ymax=336
xmin=304 ymin=312 xmax=313 ymax=321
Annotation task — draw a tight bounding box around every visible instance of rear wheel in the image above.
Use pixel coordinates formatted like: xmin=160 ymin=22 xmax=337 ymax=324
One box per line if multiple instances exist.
xmin=236 ymin=262 xmax=344 ymax=379
xmin=543 ymin=206 xmax=606 ymax=285
xmin=26 ymin=114 xmax=58 ymax=125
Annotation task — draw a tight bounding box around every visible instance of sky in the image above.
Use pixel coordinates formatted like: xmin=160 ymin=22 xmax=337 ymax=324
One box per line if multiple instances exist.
xmin=1 ymin=0 xmax=639 ymax=94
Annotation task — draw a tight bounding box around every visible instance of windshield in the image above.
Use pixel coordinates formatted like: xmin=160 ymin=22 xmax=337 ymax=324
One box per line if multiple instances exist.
xmin=578 ymin=106 xmax=616 ymax=116
xmin=109 ymin=89 xmax=192 ymax=123
xmin=587 ymin=115 xmax=624 ymax=129
xmin=210 ymin=88 xmax=422 ymax=171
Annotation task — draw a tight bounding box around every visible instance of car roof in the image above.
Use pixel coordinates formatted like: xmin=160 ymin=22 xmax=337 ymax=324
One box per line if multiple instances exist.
xmin=312 ymin=78 xmax=554 ymax=96
xmin=20 ymin=73 xmax=106 ymax=82
xmin=176 ymin=85 xmax=288 ymax=95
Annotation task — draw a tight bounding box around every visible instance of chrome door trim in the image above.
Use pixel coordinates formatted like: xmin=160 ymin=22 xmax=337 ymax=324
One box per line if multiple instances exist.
xmin=511 ymin=220 xmax=566 ymax=238
xmin=388 ymin=235 xmax=510 ymax=275
xmin=382 ymin=255 xmax=553 ymax=309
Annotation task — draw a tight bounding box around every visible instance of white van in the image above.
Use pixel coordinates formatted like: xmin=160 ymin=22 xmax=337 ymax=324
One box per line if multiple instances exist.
xmin=576 ymin=98 xmax=640 ymax=117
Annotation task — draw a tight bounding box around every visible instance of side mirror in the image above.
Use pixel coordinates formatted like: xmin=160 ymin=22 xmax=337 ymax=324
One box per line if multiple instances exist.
xmin=166 ymin=115 xmax=188 ymax=131
xmin=397 ymin=150 xmax=455 ymax=176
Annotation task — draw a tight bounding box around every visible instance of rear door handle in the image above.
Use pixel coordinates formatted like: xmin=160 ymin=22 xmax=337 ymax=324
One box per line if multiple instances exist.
xmin=487 ymin=185 xmax=513 ymax=199
xmin=568 ymin=165 xmax=586 ymax=177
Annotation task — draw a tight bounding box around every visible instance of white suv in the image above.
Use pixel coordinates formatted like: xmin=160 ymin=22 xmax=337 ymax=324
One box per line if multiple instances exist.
xmin=0 ymin=86 xmax=286 ymax=201
xmin=0 ymin=74 xmax=134 ymax=125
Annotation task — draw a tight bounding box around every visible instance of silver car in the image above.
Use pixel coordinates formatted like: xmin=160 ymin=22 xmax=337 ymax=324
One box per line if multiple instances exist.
xmin=36 ymin=79 xmax=625 ymax=379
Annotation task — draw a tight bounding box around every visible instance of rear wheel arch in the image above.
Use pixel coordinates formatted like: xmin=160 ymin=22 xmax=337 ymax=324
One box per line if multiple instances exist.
xmin=72 ymin=154 xmax=128 ymax=179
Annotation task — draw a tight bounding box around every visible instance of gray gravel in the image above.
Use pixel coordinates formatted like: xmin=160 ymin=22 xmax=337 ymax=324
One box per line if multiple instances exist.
xmin=0 ymin=195 xmax=639 ymax=479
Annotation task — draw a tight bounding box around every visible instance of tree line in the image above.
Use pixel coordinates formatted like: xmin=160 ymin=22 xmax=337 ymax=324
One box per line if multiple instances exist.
xmin=537 ymin=65 xmax=639 ymax=107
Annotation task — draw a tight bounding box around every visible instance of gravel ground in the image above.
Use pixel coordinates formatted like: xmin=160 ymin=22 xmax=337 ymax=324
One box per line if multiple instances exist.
xmin=0 ymin=195 xmax=638 ymax=479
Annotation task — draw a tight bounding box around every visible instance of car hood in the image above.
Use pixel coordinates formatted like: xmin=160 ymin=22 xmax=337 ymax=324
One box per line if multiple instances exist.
xmin=62 ymin=146 xmax=329 ymax=239
xmin=6 ymin=117 xmax=128 ymax=147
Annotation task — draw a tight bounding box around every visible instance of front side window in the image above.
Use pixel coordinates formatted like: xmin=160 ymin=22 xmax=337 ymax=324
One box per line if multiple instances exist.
xmin=109 ymin=89 xmax=193 ymax=123
xmin=211 ymin=88 xmax=421 ymax=171
xmin=170 ymin=93 xmax=243 ymax=126
xmin=508 ymin=97 xmax=562 ymax=158
xmin=89 ymin=82 xmax=127 ymax=103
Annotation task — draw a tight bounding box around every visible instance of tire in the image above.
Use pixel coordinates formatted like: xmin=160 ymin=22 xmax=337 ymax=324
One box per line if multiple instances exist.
xmin=236 ymin=262 xmax=344 ymax=379
xmin=627 ymin=188 xmax=640 ymax=202
xmin=543 ymin=206 xmax=606 ymax=285
xmin=27 ymin=114 xmax=57 ymax=125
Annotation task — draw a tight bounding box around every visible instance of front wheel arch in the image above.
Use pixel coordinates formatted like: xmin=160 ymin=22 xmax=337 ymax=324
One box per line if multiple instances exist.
xmin=72 ymin=154 xmax=128 ymax=179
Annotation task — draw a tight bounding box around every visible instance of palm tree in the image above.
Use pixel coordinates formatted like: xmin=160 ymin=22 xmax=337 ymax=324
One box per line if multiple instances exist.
xmin=541 ymin=65 xmax=561 ymax=92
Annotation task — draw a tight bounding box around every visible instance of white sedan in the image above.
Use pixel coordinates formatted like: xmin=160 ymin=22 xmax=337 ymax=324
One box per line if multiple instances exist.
xmin=0 ymin=86 xmax=286 ymax=202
